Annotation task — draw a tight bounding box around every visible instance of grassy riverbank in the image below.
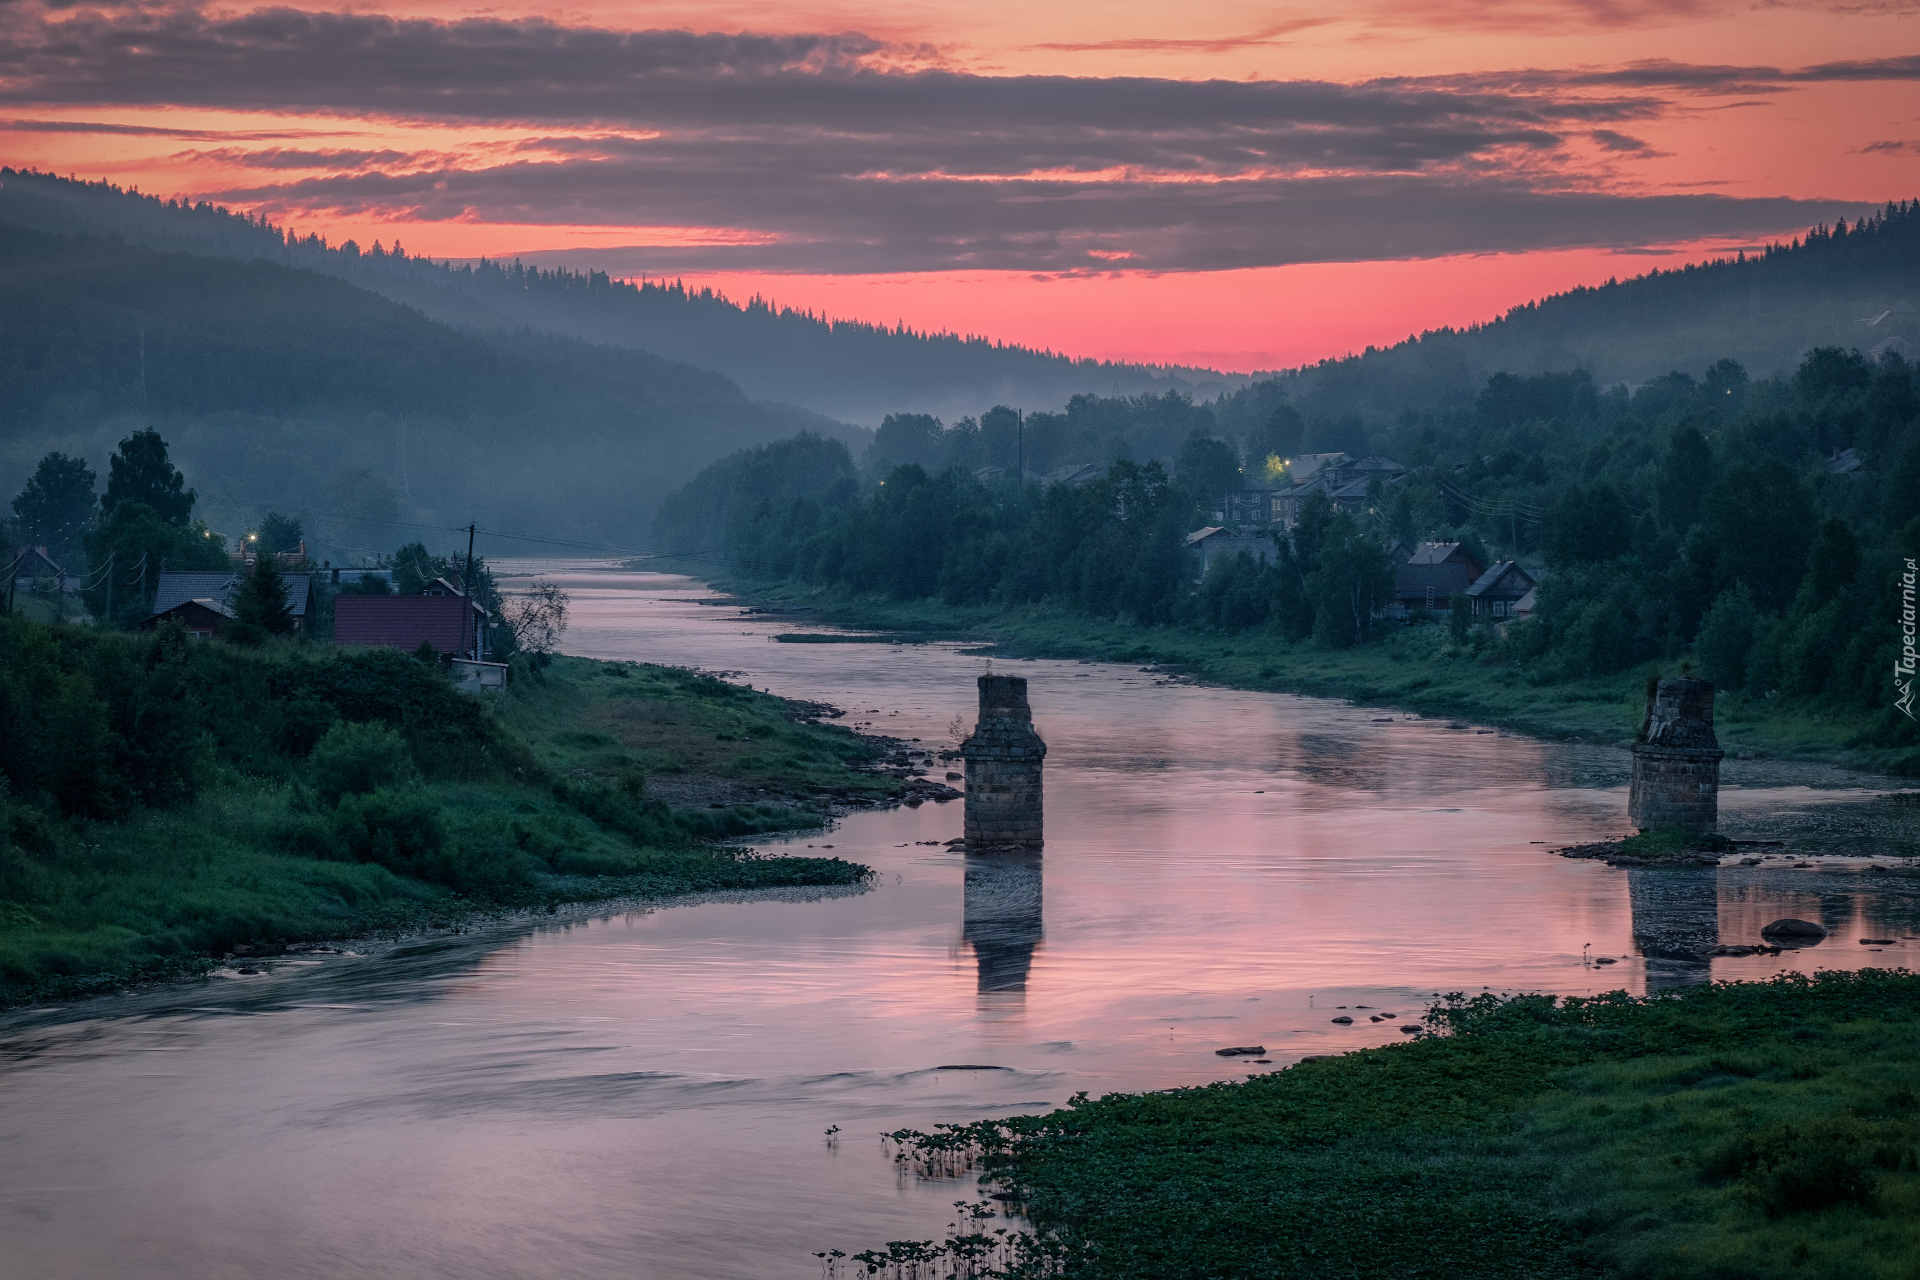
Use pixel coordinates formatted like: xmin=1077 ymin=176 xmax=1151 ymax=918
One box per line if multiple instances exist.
xmin=679 ymin=573 xmax=1913 ymax=774
xmin=0 ymin=622 xmax=895 ymax=1005
xmin=872 ymin=970 xmax=1920 ymax=1280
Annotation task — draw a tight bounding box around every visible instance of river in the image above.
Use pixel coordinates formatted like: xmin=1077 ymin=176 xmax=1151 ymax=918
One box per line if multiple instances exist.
xmin=2 ymin=566 xmax=1914 ymax=1279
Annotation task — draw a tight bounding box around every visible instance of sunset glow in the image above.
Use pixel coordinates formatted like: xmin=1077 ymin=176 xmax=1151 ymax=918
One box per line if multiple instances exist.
xmin=3 ymin=0 xmax=1912 ymax=367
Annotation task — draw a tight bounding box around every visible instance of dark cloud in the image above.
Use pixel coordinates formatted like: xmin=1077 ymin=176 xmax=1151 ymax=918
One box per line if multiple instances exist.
xmin=1859 ymin=138 xmax=1913 ymax=152
xmin=213 ymin=159 xmax=1865 ymax=274
xmin=180 ymin=145 xmax=424 ymax=169
xmin=0 ymin=116 xmax=355 ymax=139
xmin=0 ymin=3 xmax=1892 ymax=272
xmin=1590 ymin=128 xmax=1652 ymax=150
xmin=1028 ymin=20 xmax=1338 ymax=53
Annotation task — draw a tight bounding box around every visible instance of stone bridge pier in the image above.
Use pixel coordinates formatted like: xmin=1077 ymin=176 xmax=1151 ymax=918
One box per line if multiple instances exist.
xmin=1629 ymin=676 xmax=1724 ymax=836
xmin=960 ymin=674 xmax=1047 ymax=851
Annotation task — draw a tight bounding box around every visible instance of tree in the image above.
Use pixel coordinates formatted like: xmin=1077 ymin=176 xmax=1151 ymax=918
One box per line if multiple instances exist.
xmin=1244 ymin=404 xmax=1304 ymax=468
xmin=1694 ymin=584 xmax=1758 ymax=689
xmin=1175 ymin=430 xmax=1240 ymax=509
xmin=257 ymin=512 xmax=303 ymax=556
xmin=82 ymin=501 xmax=228 ymax=625
xmin=1544 ymin=485 xmax=1632 ymax=567
xmin=1696 ymin=461 xmax=1814 ymax=612
xmin=870 ymin=413 xmax=944 ymax=470
xmin=1800 ymin=517 xmax=1861 ymax=609
xmin=233 ymin=555 xmax=295 ymax=637
xmin=391 ymin=541 xmax=448 ymax=594
xmin=11 ymin=453 xmax=97 ymax=563
xmin=1309 ymin=512 xmax=1393 ymax=648
xmin=502 ymin=580 xmax=570 ymax=657
xmin=102 ymin=429 xmax=194 ymax=525
xmin=1656 ymin=426 xmax=1712 ymax=533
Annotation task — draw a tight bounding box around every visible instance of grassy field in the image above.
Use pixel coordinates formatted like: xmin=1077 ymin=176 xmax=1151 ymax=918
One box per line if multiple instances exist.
xmin=864 ymin=971 xmax=1920 ymax=1280
xmin=685 ymin=575 xmax=1912 ymax=774
xmin=0 ymin=644 xmax=896 ymax=1005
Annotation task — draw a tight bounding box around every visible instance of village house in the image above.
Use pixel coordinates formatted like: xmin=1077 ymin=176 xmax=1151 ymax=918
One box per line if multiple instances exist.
xmin=1465 ymin=560 xmax=1537 ymax=619
xmin=3 ymin=546 xmax=78 ymax=596
xmin=334 ymin=585 xmax=489 ymax=658
xmin=1218 ymin=474 xmax=1281 ymax=525
xmin=1270 ymin=454 xmax=1408 ymax=528
xmin=1393 ymin=542 xmax=1484 ymax=613
xmin=1184 ymin=527 xmax=1277 ymax=579
xmin=146 ymin=567 xmax=314 ymax=634
xmin=145 ymin=597 xmax=234 ymax=639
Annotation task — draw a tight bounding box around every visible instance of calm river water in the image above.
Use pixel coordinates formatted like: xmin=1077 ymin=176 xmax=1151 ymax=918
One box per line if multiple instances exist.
xmin=3 ymin=566 xmax=1915 ymax=1279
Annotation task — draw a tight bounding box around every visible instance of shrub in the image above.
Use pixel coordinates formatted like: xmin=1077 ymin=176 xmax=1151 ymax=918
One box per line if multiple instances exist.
xmin=308 ymin=722 xmax=415 ymax=804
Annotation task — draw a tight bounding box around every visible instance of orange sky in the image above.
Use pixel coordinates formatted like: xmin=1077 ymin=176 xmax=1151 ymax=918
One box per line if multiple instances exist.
xmin=2 ymin=0 xmax=1914 ymax=369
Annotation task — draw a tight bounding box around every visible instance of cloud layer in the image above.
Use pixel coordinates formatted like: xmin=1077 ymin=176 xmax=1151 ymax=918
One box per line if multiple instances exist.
xmin=0 ymin=2 xmax=1899 ymax=271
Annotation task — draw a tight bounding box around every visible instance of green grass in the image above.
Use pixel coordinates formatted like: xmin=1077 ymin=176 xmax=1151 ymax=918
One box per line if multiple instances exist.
xmin=687 ymin=575 xmax=1907 ymax=772
xmin=0 ymin=650 xmax=892 ymax=1005
xmin=866 ymin=971 xmax=1920 ymax=1280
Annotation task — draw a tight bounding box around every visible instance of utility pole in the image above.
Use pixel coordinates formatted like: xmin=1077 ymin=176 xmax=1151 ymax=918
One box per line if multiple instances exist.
xmin=464 ymin=523 xmax=477 ymax=659
xmin=104 ymin=550 xmax=114 ymax=624
xmin=1016 ymin=410 xmax=1024 ymax=485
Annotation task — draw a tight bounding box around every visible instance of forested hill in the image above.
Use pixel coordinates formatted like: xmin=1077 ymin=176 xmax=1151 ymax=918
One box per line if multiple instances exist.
xmin=1216 ymin=200 xmax=1920 ymax=433
xmin=0 ymin=169 xmax=1236 ymax=426
xmin=0 ymin=221 xmax=856 ymax=552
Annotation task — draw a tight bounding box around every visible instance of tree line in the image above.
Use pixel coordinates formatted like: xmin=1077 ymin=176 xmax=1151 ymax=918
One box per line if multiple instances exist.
xmin=657 ymin=344 xmax=1918 ymax=744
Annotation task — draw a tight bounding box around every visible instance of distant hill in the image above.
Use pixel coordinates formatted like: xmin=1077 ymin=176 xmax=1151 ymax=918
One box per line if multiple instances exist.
xmin=1215 ymin=200 xmax=1920 ymax=439
xmin=0 ymin=169 xmax=1240 ymax=426
xmin=0 ymin=221 xmax=857 ymax=553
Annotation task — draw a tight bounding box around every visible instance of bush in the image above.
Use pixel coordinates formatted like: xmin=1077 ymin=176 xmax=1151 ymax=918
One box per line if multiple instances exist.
xmin=308 ymin=722 xmax=414 ymax=804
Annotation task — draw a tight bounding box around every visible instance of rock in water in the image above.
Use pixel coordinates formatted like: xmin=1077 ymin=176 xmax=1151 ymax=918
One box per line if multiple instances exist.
xmin=1761 ymin=918 xmax=1827 ymax=940
xmin=1214 ymin=1045 xmax=1266 ymax=1057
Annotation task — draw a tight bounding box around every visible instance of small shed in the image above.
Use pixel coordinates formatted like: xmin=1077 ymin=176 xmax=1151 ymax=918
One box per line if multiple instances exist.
xmin=1465 ymin=560 xmax=1537 ymax=618
xmin=145 ymin=597 xmax=234 ymax=639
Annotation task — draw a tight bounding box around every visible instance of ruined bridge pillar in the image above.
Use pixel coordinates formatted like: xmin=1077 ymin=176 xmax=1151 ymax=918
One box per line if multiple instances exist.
xmin=961 ymin=675 xmax=1047 ymax=851
xmin=1629 ymin=676 xmax=1724 ymax=836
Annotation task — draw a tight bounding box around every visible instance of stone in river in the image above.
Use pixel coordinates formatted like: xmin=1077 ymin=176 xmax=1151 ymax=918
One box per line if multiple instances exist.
xmin=1400 ymin=1025 xmax=1423 ymax=1034
xmin=1215 ymin=1046 xmax=1266 ymax=1056
xmin=1860 ymin=938 xmax=1896 ymax=946
xmin=1761 ymin=918 xmax=1827 ymax=940
xmin=1331 ymin=1016 xmax=1354 ymax=1024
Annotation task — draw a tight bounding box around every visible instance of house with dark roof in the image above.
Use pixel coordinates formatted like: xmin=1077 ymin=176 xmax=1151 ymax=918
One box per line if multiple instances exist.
xmin=3 ymin=547 xmax=76 ymax=594
xmin=1394 ymin=543 xmax=1485 ymax=612
xmin=149 ymin=569 xmax=312 ymax=629
xmin=1465 ymin=560 xmax=1537 ymax=619
xmin=334 ymin=590 xmax=490 ymax=657
xmin=145 ymin=597 xmax=235 ymax=639
xmin=1221 ymin=474 xmax=1281 ymax=525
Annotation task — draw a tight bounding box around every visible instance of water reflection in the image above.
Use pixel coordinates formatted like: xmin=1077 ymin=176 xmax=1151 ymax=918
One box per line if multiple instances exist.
xmin=1627 ymin=868 xmax=1719 ymax=990
xmin=962 ymin=852 xmax=1044 ymax=1001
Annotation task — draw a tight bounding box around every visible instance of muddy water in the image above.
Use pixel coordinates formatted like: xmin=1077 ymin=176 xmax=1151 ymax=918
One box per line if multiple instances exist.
xmin=2 ymin=566 xmax=1914 ymax=1280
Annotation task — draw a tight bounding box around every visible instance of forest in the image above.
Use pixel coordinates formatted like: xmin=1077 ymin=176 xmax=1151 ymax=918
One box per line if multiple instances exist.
xmin=655 ymin=339 xmax=1919 ymax=754
xmin=0 ymin=219 xmax=853 ymax=555
xmin=0 ymin=168 xmax=1227 ymax=426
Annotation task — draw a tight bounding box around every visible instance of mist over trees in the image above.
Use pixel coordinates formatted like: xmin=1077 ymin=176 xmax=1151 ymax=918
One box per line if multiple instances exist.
xmin=0 ymin=220 xmax=857 ymax=555
xmin=0 ymin=169 xmax=1233 ymax=426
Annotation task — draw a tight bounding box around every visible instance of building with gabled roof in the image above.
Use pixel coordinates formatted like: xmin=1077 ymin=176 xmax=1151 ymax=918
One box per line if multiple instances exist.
xmin=1394 ymin=542 xmax=1485 ymax=612
xmin=1465 ymin=560 xmax=1537 ymax=618
xmin=150 ymin=569 xmax=312 ymax=626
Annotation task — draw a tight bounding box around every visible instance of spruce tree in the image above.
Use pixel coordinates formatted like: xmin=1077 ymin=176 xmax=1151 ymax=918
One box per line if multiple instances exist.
xmin=234 ymin=552 xmax=294 ymax=635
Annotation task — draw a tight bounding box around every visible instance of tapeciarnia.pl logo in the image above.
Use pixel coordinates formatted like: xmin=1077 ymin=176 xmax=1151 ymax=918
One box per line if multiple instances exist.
xmin=1900 ymin=557 xmax=1918 ymax=720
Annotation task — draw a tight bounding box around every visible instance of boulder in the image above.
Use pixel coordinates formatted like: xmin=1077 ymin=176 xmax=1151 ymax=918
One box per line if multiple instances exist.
xmin=1761 ymin=918 xmax=1827 ymax=940
xmin=1330 ymin=1016 xmax=1354 ymax=1024
xmin=1214 ymin=1045 xmax=1266 ymax=1057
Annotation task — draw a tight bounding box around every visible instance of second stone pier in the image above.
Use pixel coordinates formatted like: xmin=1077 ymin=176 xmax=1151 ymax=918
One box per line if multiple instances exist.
xmin=1628 ymin=675 xmax=1724 ymax=836
xmin=960 ymin=674 xmax=1047 ymax=851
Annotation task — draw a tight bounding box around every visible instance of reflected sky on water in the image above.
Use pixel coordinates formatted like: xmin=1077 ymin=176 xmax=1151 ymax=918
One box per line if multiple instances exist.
xmin=2 ymin=565 xmax=1913 ymax=1279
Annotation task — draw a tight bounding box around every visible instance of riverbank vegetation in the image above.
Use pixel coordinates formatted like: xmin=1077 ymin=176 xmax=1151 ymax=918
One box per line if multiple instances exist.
xmin=653 ymin=333 xmax=1920 ymax=772
xmin=858 ymin=970 xmax=1920 ymax=1280
xmin=0 ymin=620 xmax=893 ymax=1005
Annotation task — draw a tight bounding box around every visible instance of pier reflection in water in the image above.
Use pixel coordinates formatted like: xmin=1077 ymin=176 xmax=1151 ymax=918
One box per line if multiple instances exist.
xmin=962 ymin=851 xmax=1044 ymax=998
